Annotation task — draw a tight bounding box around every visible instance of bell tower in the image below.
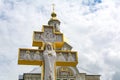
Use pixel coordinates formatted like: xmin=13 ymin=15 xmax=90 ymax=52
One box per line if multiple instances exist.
xmin=48 ymin=4 xmax=60 ymax=32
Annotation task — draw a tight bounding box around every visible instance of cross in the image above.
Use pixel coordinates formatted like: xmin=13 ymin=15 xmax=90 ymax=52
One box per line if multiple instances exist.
xmin=52 ymin=3 xmax=55 ymax=12
xmin=18 ymin=48 xmax=78 ymax=66
xmin=18 ymin=48 xmax=78 ymax=80
xmin=18 ymin=25 xmax=78 ymax=80
xmin=32 ymin=25 xmax=64 ymax=48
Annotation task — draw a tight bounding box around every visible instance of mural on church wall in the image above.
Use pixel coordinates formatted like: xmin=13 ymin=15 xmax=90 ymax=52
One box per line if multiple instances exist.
xmin=33 ymin=27 xmax=63 ymax=43
xmin=56 ymin=52 xmax=76 ymax=62
xmin=19 ymin=49 xmax=43 ymax=61
xmin=56 ymin=52 xmax=66 ymax=61
xmin=34 ymin=32 xmax=43 ymax=41
xmin=19 ymin=49 xmax=77 ymax=62
xmin=55 ymin=34 xmax=62 ymax=42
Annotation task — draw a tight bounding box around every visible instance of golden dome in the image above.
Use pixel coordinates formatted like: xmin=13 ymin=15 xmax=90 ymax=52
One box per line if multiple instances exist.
xmin=51 ymin=12 xmax=56 ymax=17
xmin=48 ymin=4 xmax=60 ymax=25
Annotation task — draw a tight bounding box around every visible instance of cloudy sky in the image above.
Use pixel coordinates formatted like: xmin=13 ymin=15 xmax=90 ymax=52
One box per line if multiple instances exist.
xmin=0 ymin=0 xmax=120 ymax=80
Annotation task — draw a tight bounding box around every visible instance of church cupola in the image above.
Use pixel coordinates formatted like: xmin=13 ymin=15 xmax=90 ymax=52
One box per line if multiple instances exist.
xmin=48 ymin=4 xmax=60 ymax=32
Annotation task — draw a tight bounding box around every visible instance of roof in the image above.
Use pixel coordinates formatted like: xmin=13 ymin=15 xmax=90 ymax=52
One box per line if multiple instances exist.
xmin=19 ymin=75 xmax=23 ymax=79
xmin=29 ymin=67 xmax=41 ymax=73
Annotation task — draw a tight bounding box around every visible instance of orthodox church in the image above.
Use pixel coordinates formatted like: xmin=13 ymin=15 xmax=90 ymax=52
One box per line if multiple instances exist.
xmin=18 ymin=6 xmax=100 ymax=80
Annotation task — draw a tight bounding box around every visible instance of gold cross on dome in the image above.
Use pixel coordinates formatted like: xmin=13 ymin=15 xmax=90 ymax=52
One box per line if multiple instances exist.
xmin=52 ymin=3 xmax=55 ymax=12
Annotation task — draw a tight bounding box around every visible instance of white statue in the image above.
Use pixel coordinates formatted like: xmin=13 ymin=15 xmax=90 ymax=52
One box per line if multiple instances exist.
xmin=67 ymin=53 xmax=74 ymax=61
xmin=57 ymin=53 xmax=66 ymax=61
xmin=23 ymin=50 xmax=31 ymax=60
xmin=43 ymin=42 xmax=56 ymax=80
xmin=33 ymin=51 xmax=41 ymax=60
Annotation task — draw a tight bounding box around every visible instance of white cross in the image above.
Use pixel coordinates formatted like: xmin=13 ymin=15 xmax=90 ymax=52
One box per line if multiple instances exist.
xmin=33 ymin=26 xmax=63 ymax=48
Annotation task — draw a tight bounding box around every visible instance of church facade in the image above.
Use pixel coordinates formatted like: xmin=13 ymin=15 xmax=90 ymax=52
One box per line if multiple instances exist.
xmin=19 ymin=66 xmax=100 ymax=80
xmin=18 ymin=6 xmax=100 ymax=80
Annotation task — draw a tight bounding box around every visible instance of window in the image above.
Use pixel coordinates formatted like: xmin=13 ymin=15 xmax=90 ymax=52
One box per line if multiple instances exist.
xmin=70 ymin=79 xmax=74 ymax=80
xmin=63 ymin=79 xmax=67 ymax=80
xmin=57 ymin=79 xmax=60 ymax=80
xmin=54 ymin=23 xmax=56 ymax=27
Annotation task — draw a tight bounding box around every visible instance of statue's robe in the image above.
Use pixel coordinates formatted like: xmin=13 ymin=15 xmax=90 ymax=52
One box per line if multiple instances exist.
xmin=43 ymin=43 xmax=56 ymax=80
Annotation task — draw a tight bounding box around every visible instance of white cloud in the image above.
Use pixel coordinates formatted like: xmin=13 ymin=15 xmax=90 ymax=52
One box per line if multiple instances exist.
xmin=0 ymin=0 xmax=120 ymax=80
